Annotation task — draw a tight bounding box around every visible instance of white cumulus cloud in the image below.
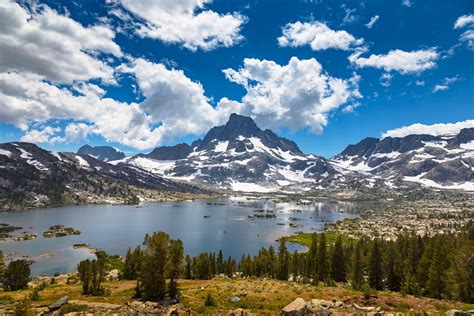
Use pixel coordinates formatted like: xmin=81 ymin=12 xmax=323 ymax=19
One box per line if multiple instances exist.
xmin=119 ymin=0 xmax=246 ymax=51
xmin=20 ymin=126 xmax=61 ymax=144
xmin=0 ymin=71 xmax=164 ymax=149
xmin=0 ymin=0 xmax=122 ymax=84
xmin=350 ymin=48 xmax=439 ymax=74
xmin=278 ymin=21 xmax=364 ymax=51
xmin=64 ymin=123 xmax=94 ymax=143
xmin=222 ymin=57 xmax=361 ymax=133
xmin=382 ymin=120 xmax=474 ymax=138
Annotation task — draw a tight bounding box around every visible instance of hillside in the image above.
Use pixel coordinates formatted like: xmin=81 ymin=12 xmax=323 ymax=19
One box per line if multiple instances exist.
xmin=0 ymin=142 xmax=209 ymax=210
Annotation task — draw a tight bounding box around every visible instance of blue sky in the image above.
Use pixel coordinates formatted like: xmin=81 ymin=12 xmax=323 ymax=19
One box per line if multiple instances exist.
xmin=0 ymin=0 xmax=472 ymax=157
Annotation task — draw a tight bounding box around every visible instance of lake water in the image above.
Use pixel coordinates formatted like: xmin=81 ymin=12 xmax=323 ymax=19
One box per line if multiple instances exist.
xmin=0 ymin=197 xmax=359 ymax=276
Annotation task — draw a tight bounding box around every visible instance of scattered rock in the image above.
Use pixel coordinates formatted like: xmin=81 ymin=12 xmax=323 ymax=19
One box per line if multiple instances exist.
xmin=306 ymin=299 xmax=332 ymax=315
xmin=333 ymin=300 xmax=344 ymax=308
xmin=107 ymin=268 xmax=119 ymax=280
xmin=282 ymin=298 xmax=307 ymax=316
xmin=445 ymin=310 xmax=472 ymax=316
xmin=228 ymin=308 xmax=255 ymax=316
xmin=230 ymin=296 xmax=241 ymax=303
xmin=353 ymin=303 xmax=376 ymax=312
xmin=48 ymin=296 xmax=68 ymax=311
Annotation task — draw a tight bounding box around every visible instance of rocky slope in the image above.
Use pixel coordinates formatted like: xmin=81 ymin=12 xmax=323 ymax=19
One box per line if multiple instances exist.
xmin=331 ymin=128 xmax=474 ymax=190
xmin=0 ymin=142 xmax=204 ymax=210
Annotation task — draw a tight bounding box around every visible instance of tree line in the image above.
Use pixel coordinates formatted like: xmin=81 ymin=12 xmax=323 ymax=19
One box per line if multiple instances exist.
xmin=98 ymin=223 xmax=473 ymax=303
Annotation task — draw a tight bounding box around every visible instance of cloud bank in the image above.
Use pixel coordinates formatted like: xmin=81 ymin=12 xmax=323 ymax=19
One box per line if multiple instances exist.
xmin=382 ymin=120 xmax=474 ymax=138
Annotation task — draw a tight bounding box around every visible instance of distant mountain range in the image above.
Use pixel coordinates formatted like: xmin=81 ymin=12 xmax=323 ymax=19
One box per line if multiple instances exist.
xmin=1 ymin=114 xmax=473 ymax=204
xmin=107 ymin=113 xmax=472 ymax=192
xmin=332 ymin=128 xmax=474 ymax=191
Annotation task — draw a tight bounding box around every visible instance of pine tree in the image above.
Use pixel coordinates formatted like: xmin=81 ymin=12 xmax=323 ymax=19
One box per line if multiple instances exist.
xmin=426 ymin=240 xmax=447 ymax=299
xmin=368 ymin=239 xmax=383 ymax=290
xmin=225 ymin=256 xmax=235 ymax=278
xmin=451 ymin=243 xmax=474 ymax=303
xmin=77 ymin=260 xmax=91 ymax=294
xmin=351 ymin=241 xmax=364 ymax=290
xmin=2 ymin=260 xmax=31 ymax=291
xmin=196 ymin=253 xmax=212 ymax=279
xmin=168 ymin=239 xmax=183 ymax=300
xmin=291 ymin=251 xmax=300 ymax=277
xmin=140 ymin=232 xmax=170 ymax=301
xmin=268 ymin=245 xmax=276 ymax=278
xmin=210 ymin=252 xmax=217 ymax=276
xmin=417 ymin=239 xmax=433 ymax=295
xmin=0 ymin=250 xmax=5 ymax=281
xmin=277 ymin=239 xmax=289 ymax=280
xmin=331 ymin=235 xmax=346 ymax=282
xmin=217 ymin=250 xmax=224 ymax=274
xmin=385 ymin=244 xmax=401 ymax=291
xmin=123 ymin=246 xmax=142 ymax=280
xmin=307 ymin=233 xmax=318 ymax=281
xmin=185 ymin=255 xmax=192 ymax=279
xmin=317 ymin=233 xmax=328 ymax=282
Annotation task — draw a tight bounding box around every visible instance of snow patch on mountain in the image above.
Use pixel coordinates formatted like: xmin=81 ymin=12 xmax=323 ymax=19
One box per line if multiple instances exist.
xmin=0 ymin=149 xmax=12 ymax=157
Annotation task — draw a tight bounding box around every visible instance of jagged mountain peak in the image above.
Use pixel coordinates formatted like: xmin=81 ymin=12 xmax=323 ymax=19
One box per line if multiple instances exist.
xmin=199 ymin=113 xmax=262 ymax=146
xmin=77 ymin=144 xmax=125 ymax=162
xmin=195 ymin=114 xmax=302 ymax=154
xmin=338 ymin=137 xmax=379 ymax=158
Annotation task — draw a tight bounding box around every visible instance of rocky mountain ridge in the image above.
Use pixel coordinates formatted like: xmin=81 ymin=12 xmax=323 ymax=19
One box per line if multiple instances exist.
xmin=331 ymin=128 xmax=474 ymax=190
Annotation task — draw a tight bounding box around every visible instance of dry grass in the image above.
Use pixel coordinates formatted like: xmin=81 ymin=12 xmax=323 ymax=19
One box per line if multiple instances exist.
xmin=1 ymin=278 xmax=472 ymax=314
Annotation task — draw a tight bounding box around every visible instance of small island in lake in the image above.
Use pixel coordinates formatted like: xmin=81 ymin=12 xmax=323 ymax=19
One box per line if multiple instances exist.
xmin=43 ymin=225 xmax=81 ymax=238
xmin=0 ymin=223 xmax=22 ymax=239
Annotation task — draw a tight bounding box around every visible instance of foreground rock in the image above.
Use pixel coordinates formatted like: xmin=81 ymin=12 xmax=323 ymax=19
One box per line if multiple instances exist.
xmin=283 ymin=297 xmax=385 ymax=315
xmin=282 ymin=298 xmax=307 ymax=315
xmin=48 ymin=296 xmax=68 ymax=311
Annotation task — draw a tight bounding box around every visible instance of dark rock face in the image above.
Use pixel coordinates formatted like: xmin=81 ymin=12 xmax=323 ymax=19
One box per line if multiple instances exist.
xmin=195 ymin=113 xmax=302 ymax=154
xmin=77 ymin=145 xmax=125 ymax=161
xmin=447 ymin=128 xmax=474 ymax=148
xmin=146 ymin=143 xmax=192 ymax=160
xmin=339 ymin=137 xmax=379 ymax=158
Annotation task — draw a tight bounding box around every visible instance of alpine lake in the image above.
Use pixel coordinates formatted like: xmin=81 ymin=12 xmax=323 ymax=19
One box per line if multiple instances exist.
xmin=0 ymin=197 xmax=359 ymax=276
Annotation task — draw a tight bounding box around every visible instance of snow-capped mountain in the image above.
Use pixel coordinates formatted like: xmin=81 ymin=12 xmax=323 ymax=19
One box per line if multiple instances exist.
xmin=77 ymin=145 xmax=125 ymax=162
xmin=331 ymin=128 xmax=474 ymax=190
xmin=118 ymin=114 xmax=349 ymax=192
xmin=0 ymin=142 xmax=204 ymax=210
